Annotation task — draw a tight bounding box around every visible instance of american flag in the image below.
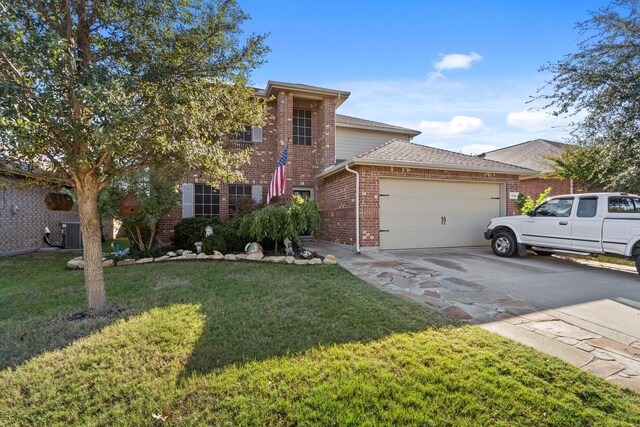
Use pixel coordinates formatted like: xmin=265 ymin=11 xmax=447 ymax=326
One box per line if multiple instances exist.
xmin=267 ymin=145 xmax=288 ymax=204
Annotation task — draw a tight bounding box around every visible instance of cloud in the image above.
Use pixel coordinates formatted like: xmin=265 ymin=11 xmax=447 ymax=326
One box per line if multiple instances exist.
xmin=418 ymin=116 xmax=486 ymax=137
xmin=460 ymin=144 xmax=498 ymax=155
xmin=434 ymin=52 xmax=483 ymax=72
xmin=506 ymin=110 xmax=557 ymax=132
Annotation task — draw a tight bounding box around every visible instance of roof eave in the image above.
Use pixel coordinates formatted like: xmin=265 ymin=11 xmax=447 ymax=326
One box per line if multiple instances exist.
xmin=336 ymin=122 xmax=421 ymax=136
xmin=316 ymin=158 xmax=537 ymax=179
xmin=265 ymin=81 xmax=351 ymax=107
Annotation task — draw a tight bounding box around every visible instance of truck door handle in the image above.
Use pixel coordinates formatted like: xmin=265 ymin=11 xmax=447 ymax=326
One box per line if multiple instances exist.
xmin=559 ymin=221 xmax=568 ymax=225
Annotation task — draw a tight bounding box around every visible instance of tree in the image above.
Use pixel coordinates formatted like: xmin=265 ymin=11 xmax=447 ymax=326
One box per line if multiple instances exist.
xmin=0 ymin=0 xmax=268 ymax=314
xmin=538 ymin=0 xmax=640 ymax=193
xmin=98 ymin=168 xmax=178 ymax=256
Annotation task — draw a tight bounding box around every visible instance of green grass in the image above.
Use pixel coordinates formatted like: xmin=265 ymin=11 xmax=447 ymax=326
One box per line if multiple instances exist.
xmin=1 ymin=253 xmax=639 ymax=425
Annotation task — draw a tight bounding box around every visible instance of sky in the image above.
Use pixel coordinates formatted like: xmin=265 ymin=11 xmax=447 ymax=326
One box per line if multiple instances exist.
xmin=237 ymin=0 xmax=610 ymax=155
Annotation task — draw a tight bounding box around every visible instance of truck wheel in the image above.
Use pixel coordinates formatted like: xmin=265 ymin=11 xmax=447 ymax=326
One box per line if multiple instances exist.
xmin=492 ymin=232 xmax=517 ymax=258
xmin=636 ymin=256 xmax=640 ymax=275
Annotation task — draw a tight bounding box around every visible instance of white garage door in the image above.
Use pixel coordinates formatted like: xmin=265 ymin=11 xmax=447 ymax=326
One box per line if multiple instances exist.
xmin=379 ymin=179 xmax=502 ymax=250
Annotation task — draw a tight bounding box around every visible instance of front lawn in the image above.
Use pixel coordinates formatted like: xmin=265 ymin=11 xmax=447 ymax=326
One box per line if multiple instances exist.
xmin=1 ymin=253 xmax=639 ymax=425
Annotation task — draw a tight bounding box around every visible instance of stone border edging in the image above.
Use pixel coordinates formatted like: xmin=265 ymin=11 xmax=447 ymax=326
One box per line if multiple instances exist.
xmin=66 ymin=252 xmax=337 ymax=269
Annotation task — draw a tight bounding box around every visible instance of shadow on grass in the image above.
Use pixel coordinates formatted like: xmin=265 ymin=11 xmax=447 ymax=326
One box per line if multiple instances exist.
xmin=0 ymin=252 xmax=456 ymax=373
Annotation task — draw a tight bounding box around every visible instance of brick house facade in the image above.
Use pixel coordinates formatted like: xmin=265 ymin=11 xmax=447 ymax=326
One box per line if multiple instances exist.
xmin=0 ymin=173 xmax=80 ymax=256
xmin=158 ymin=81 xmax=532 ymax=250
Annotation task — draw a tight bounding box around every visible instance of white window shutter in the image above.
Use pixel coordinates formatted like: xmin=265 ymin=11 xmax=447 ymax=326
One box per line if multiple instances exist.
xmin=251 ymin=126 xmax=263 ymax=143
xmin=251 ymin=185 xmax=263 ymax=204
xmin=182 ymin=183 xmax=194 ymax=218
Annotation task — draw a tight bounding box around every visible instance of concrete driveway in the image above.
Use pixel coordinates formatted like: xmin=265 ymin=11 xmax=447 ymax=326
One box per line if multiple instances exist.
xmin=308 ymin=242 xmax=640 ymax=391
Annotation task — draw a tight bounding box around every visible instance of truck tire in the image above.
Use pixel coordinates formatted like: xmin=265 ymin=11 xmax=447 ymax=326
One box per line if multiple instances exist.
xmin=492 ymin=232 xmax=517 ymax=258
xmin=636 ymin=256 xmax=640 ymax=275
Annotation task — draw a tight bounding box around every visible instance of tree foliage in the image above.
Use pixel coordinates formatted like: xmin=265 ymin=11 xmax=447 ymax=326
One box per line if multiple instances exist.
xmin=539 ymin=0 xmax=640 ymax=192
xmin=98 ymin=168 xmax=178 ymax=256
xmin=517 ymin=187 xmax=552 ymax=215
xmin=0 ymin=0 xmax=268 ymax=314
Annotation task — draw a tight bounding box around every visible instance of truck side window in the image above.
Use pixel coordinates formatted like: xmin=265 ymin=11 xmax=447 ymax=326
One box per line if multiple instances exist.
xmin=577 ymin=198 xmax=597 ymax=218
xmin=608 ymin=196 xmax=640 ymax=213
xmin=534 ymin=198 xmax=574 ymax=217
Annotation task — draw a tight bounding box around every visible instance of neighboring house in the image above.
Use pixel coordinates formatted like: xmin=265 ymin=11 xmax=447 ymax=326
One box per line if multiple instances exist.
xmin=0 ymin=168 xmax=79 ymax=256
xmin=478 ymin=139 xmax=575 ymax=199
xmin=157 ymin=80 xmax=535 ymax=251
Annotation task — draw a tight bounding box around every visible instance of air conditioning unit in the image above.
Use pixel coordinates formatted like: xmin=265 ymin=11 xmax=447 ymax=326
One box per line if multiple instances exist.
xmin=62 ymin=222 xmax=83 ymax=249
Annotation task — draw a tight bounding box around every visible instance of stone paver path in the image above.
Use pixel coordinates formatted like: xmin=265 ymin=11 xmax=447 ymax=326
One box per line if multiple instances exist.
xmin=307 ymin=242 xmax=640 ymax=392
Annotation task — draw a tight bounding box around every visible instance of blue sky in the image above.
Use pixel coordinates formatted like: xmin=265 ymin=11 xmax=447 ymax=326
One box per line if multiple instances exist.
xmin=238 ymin=0 xmax=609 ymax=154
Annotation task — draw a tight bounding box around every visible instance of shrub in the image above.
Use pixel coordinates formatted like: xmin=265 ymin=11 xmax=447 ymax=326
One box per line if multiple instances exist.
xmin=517 ymin=187 xmax=552 ymax=215
xmin=240 ymin=195 xmax=321 ymax=251
xmin=173 ymin=217 xmax=219 ymax=251
xmin=202 ymin=234 xmax=227 ymax=254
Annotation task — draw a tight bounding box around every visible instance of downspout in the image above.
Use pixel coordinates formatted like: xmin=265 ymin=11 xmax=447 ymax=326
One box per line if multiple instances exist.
xmin=344 ymin=164 xmax=360 ymax=254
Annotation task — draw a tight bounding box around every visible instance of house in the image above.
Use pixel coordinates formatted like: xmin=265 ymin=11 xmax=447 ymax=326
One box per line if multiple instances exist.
xmin=478 ymin=139 xmax=576 ymax=199
xmin=158 ymin=81 xmax=535 ymax=251
xmin=0 ymin=166 xmax=80 ymax=256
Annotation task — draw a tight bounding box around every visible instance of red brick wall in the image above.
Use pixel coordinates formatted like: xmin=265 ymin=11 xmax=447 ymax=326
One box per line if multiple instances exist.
xmin=518 ymin=177 xmax=572 ymax=200
xmin=0 ymin=174 xmax=80 ymax=255
xmin=317 ymin=165 xmax=520 ymax=248
xmin=156 ymin=91 xmax=338 ymax=243
xmin=317 ymin=169 xmax=356 ymax=245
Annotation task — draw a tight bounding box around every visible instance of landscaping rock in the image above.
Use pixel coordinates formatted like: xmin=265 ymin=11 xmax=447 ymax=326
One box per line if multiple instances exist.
xmin=269 ymin=256 xmax=285 ymax=263
xmin=117 ymin=259 xmax=136 ymax=266
xmin=213 ymin=253 xmax=224 ymax=260
xmin=442 ymin=305 xmax=472 ymax=320
xmin=323 ymin=254 xmax=337 ymax=264
xmin=67 ymin=259 xmax=84 ymax=269
xmin=294 ymin=259 xmax=309 ymax=265
xmin=308 ymin=258 xmax=322 ymax=265
xmin=284 ymin=256 xmax=295 ymax=264
xmin=169 ymin=255 xmax=186 ymax=261
xmin=235 ymin=254 xmax=248 ymax=260
xmin=196 ymin=253 xmax=208 ymax=259
xmin=247 ymin=252 xmax=264 ymax=261
xmin=136 ymin=258 xmax=154 ymax=264
xmin=102 ymin=259 xmax=114 ymax=268
xmin=184 ymin=253 xmax=197 ymax=259
xmin=224 ymin=254 xmax=237 ymax=261
xmin=154 ymin=256 xmax=170 ymax=262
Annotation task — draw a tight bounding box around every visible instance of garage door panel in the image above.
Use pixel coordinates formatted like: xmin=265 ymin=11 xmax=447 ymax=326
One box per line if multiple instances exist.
xmin=379 ymin=179 xmax=501 ymax=249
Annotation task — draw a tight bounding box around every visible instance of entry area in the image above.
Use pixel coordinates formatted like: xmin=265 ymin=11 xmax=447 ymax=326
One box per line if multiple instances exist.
xmin=379 ymin=178 xmax=502 ymax=250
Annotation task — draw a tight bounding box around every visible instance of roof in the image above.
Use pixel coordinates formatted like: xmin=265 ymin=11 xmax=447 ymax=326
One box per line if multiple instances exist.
xmin=258 ymin=81 xmax=351 ymax=108
xmin=317 ymin=139 xmax=537 ymax=178
xmin=336 ymin=114 xmax=421 ymax=136
xmin=479 ymin=139 xmax=573 ymax=173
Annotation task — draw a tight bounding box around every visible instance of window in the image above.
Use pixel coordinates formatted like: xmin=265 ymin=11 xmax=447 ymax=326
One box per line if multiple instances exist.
xmin=608 ymin=196 xmax=640 ymax=213
xmin=293 ymin=188 xmax=313 ymax=200
xmin=577 ymin=198 xmax=598 ymax=218
xmin=228 ymin=184 xmax=252 ymax=215
xmin=194 ymin=184 xmax=219 ymax=217
xmin=533 ymin=198 xmax=574 ymax=217
xmin=235 ymin=126 xmax=252 ymax=143
xmin=293 ymin=108 xmax=312 ymax=146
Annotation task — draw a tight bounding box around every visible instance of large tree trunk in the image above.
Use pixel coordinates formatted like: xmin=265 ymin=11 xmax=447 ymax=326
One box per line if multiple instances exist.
xmin=75 ymin=174 xmax=110 ymax=315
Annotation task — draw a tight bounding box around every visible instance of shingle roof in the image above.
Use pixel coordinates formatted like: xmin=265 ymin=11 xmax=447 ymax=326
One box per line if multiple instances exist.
xmin=336 ymin=114 xmax=421 ymax=136
xmin=317 ymin=139 xmax=536 ymax=178
xmin=479 ymin=139 xmax=572 ymax=173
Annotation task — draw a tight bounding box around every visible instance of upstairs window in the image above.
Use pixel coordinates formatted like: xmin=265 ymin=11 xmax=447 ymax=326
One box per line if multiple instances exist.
xmin=234 ymin=126 xmax=263 ymax=143
xmin=293 ymin=108 xmax=312 ymax=146
xmin=194 ymin=184 xmax=219 ymax=218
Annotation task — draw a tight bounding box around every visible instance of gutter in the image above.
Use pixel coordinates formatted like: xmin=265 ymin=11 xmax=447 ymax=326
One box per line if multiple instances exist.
xmin=344 ymin=164 xmax=361 ymax=254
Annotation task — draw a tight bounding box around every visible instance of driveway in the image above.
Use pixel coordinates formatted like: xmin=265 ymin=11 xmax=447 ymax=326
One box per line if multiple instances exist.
xmin=308 ymin=242 xmax=640 ymax=391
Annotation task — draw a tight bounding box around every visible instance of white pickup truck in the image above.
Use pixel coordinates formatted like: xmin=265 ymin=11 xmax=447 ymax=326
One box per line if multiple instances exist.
xmin=484 ymin=193 xmax=640 ymax=274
